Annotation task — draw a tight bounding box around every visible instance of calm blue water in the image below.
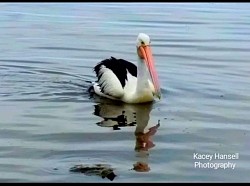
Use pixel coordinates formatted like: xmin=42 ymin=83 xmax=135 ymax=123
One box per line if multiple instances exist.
xmin=0 ymin=3 xmax=250 ymax=182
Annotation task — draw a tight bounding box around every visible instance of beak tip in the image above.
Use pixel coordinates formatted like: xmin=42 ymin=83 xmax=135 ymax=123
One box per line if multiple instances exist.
xmin=158 ymin=95 xmax=161 ymax=100
xmin=154 ymin=92 xmax=161 ymax=100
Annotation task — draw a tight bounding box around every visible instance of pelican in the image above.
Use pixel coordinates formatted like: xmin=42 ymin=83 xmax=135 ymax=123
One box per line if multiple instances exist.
xmin=91 ymin=33 xmax=161 ymax=104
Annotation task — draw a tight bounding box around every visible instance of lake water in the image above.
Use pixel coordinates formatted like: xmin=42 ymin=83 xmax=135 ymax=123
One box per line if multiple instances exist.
xmin=0 ymin=3 xmax=250 ymax=182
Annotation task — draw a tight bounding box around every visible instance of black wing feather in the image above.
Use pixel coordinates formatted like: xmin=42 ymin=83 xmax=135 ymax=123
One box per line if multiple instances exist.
xmin=94 ymin=57 xmax=137 ymax=88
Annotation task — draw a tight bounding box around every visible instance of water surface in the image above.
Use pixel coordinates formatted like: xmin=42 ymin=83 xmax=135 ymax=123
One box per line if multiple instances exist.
xmin=0 ymin=3 xmax=250 ymax=182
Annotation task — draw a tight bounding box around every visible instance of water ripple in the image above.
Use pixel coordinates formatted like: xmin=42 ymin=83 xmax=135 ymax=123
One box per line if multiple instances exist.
xmin=0 ymin=3 xmax=250 ymax=182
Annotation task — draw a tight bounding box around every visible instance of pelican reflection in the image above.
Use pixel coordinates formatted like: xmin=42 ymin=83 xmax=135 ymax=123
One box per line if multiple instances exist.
xmin=93 ymin=101 xmax=160 ymax=172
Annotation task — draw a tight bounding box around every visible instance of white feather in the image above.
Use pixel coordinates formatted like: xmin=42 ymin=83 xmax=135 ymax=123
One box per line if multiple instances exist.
xmin=123 ymin=70 xmax=137 ymax=95
xmin=95 ymin=65 xmax=124 ymax=98
xmin=148 ymin=79 xmax=155 ymax=93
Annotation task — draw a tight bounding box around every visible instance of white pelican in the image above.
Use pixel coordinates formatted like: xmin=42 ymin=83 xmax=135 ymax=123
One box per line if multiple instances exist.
xmin=92 ymin=33 xmax=161 ymax=104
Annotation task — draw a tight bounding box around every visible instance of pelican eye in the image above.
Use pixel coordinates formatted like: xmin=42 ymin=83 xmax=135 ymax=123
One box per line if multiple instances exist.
xmin=141 ymin=41 xmax=145 ymax=45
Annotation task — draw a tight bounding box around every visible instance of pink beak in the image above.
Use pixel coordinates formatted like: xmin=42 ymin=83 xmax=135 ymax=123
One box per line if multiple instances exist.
xmin=139 ymin=45 xmax=161 ymax=99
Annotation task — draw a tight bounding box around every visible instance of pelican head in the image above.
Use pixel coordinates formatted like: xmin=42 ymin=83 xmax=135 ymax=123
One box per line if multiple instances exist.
xmin=136 ymin=33 xmax=161 ymax=99
xmin=136 ymin=33 xmax=151 ymax=47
